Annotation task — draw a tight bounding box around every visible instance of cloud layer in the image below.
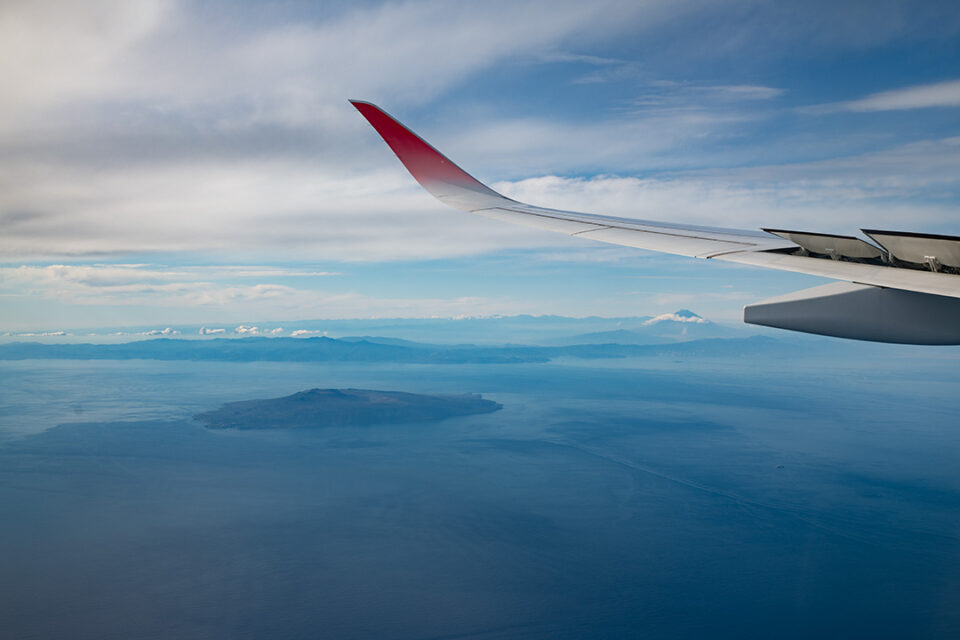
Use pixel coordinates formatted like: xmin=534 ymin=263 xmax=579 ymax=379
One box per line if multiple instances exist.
xmin=3 ymin=0 xmax=960 ymax=326
xmin=5 ymin=0 xmax=960 ymax=263
xmin=807 ymin=79 xmax=960 ymax=113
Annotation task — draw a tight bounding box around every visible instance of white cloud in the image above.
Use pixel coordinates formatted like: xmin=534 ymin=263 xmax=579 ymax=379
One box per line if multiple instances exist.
xmin=3 ymin=1 xmax=949 ymax=266
xmin=0 ymin=264 xmax=305 ymax=307
xmin=3 ymin=0 xmax=960 ymax=329
xmin=234 ymin=325 xmax=260 ymax=335
xmin=139 ymin=327 xmax=178 ymax=336
xmin=0 ymin=0 xmax=731 ymax=263
xmin=537 ymin=51 xmax=624 ymax=66
xmin=229 ymin=325 xmax=282 ymax=336
xmin=0 ymin=259 xmax=534 ymax=326
xmin=0 ymin=0 xmax=676 ymax=141
xmin=291 ymin=329 xmax=324 ymax=337
xmin=494 ymin=135 xmax=960 ymax=235
xmin=1 ymin=264 xmax=339 ymax=287
xmin=808 ymin=78 xmax=960 ymax=113
xmin=448 ymin=100 xmax=760 ymax=177
xmin=9 ymin=264 xmax=185 ymax=287
xmin=0 ymin=0 xmax=167 ymax=126
xmin=190 ymin=267 xmax=340 ymax=278
xmin=199 ymin=327 xmax=226 ymax=335
xmin=15 ymin=330 xmax=69 ymax=337
xmin=0 ymin=158 xmax=570 ymax=261
xmin=701 ymin=85 xmax=784 ymax=100
xmin=643 ymin=312 xmax=706 ymax=325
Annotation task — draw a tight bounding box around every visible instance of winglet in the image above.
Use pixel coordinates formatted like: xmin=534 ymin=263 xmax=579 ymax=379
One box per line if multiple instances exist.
xmin=350 ymin=100 xmax=507 ymax=211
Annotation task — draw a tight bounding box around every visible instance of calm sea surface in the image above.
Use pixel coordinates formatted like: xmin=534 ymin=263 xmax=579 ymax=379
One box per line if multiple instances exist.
xmin=1 ymin=352 xmax=959 ymax=639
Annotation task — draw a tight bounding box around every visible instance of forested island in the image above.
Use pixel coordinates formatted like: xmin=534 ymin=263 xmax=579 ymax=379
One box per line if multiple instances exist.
xmin=195 ymin=388 xmax=502 ymax=430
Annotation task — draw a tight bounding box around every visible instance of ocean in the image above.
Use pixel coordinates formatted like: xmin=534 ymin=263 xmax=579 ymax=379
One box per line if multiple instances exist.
xmin=1 ymin=351 xmax=959 ymax=638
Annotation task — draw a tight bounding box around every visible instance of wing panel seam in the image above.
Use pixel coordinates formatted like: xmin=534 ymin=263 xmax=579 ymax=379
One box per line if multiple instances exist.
xmin=480 ymin=207 xmax=760 ymax=246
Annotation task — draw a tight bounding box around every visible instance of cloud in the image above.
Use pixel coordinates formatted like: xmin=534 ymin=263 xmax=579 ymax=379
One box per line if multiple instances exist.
xmin=700 ymin=85 xmax=784 ymax=101
xmin=806 ymin=78 xmax=960 ymax=113
xmin=6 ymin=130 xmax=959 ymax=323
xmin=10 ymin=264 xmax=185 ymax=287
xmin=291 ymin=329 xmax=324 ymax=337
xmin=537 ymin=51 xmax=624 ymax=66
xmin=0 ymin=156 xmax=570 ymax=261
xmin=494 ymin=135 xmax=960 ymax=235
xmin=3 ymin=126 xmax=959 ymax=325
xmin=0 ymin=259 xmax=534 ymax=325
xmin=139 ymin=327 xmax=178 ymax=336
xmin=0 ymin=0 xmax=672 ymax=146
xmin=0 ymin=264 xmax=305 ymax=307
xmin=228 ymin=325 xmax=279 ymax=335
xmin=233 ymin=325 xmax=260 ymax=335
xmin=189 ymin=267 xmax=339 ymax=278
xmin=1 ymin=264 xmax=339 ymax=287
xmin=4 ymin=1 xmax=949 ymax=266
xmin=199 ymin=327 xmax=226 ymax=335
xmin=446 ymin=105 xmax=758 ymax=179
xmin=3 ymin=0 xmax=960 ymax=329
xmin=643 ymin=311 xmax=706 ymax=325
xmin=0 ymin=0 xmax=735 ymax=263
xmin=0 ymin=0 xmax=167 ymax=126
xmin=15 ymin=330 xmax=69 ymax=337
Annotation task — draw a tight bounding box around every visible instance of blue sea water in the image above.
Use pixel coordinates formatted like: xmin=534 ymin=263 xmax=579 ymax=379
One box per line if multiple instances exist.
xmin=1 ymin=350 xmax=959 ymax=639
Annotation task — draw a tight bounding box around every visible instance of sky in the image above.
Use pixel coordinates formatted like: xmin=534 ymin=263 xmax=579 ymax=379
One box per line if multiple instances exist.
xmin=3 ymin=0 xmax=960 ymax=332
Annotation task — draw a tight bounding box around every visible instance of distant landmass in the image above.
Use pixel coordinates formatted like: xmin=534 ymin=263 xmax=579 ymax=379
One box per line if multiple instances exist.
xmin=0 ymin=335 xmax=805 ymax=363
xmin=0 ymin=336 xmax=547 ymax=363
xmin=554 ymin=310 xmax=746 ymax=345
xmin=2 ymin=310 xmax=748 ymax=346
xmin=195 ymin=388 xmax=502 ymax=430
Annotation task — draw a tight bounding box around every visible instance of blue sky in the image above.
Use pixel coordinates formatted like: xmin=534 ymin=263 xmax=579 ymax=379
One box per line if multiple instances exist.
xmin=3 ymin=0 xmax=960 ymax=332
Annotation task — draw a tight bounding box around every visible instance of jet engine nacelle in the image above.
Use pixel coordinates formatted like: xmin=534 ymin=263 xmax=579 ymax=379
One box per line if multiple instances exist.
xmin=744 ymin=281 xmax=960 ymax=345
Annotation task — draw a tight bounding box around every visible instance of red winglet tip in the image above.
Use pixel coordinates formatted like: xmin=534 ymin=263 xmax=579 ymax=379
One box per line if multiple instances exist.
xmin=349 ymin=100 xmax=497 ymax=200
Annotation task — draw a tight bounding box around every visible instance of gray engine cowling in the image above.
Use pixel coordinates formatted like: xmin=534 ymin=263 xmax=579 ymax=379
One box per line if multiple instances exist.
xmin=744 ymin=281 xmax=960 ymax=345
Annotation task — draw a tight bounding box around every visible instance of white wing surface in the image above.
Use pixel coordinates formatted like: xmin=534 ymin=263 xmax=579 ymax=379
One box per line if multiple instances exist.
xmin=351 ymin=100 xmax=960 ymax=344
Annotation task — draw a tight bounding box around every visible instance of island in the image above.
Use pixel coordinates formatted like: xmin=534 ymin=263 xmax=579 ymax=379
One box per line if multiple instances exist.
xmin=195 ymin=388 xmax=502 ymax=430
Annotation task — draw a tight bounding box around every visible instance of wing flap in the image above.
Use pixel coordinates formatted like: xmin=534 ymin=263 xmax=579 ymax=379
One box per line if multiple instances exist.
xmin=763 ymin=229 xmax=884 ymax=260
xmin=863 ymin=230 xmax=960 ymax=270
xmin=718 ymin=250 xmax=960 ymax=298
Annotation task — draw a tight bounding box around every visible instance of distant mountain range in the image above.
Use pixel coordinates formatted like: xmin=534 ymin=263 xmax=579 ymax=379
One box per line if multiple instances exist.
xmin=3 ymin=310 xmax=760 ymax=346
xmin=554 ymin=310 xmax=747 ymax=345
xmin=0 ymin=334 xmax=803 ymax=364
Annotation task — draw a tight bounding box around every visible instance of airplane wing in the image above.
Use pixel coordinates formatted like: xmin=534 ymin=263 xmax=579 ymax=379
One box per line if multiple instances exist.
xmin=351 ymin=100 xmax=960 ymax=344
